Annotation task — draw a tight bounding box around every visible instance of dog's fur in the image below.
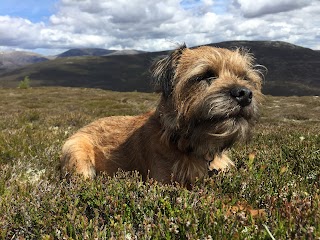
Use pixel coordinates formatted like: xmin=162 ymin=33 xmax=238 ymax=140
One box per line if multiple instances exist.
xmin=61 ymin=45 xmax=263 ymax=186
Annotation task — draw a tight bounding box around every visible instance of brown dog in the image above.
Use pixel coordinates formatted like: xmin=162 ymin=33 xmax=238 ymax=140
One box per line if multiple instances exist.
xmin=61 ymin=44 xmax=263 ymax=186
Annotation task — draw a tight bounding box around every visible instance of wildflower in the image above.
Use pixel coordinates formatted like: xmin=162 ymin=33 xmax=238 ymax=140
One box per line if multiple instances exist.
xmin=186 ymin=221 xmax=191 ymax=227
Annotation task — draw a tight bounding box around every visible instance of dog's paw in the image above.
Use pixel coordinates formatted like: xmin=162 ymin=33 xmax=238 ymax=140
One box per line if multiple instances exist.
xmin=208 ymin=153 xmax=235 ymax=172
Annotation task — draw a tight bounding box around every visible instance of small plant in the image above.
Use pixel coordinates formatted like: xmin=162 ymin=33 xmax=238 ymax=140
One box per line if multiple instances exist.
xmin=18 ymin=76 xmax=31 ymax=89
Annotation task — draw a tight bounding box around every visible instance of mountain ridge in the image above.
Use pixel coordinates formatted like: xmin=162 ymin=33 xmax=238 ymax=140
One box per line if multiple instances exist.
xmin=0 ymin=51 xmax=49 ymax=72
xmin=0 ymin=41 xmax=319 ymax=96
xmin=56 ymin=48 xmax=116 ymax=58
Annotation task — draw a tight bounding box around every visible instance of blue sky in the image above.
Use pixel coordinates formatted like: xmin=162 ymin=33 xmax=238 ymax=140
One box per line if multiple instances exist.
xmin=0 ymin=0 xmax=319 ymax=55
xmin=181 ymin=0 xmax=227 ymax=14
xmin=0 ymin=0 xmax=57 ymax=22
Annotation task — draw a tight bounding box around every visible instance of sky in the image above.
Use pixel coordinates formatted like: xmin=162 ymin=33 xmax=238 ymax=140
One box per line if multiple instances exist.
xmin=0 ymin=0 xmax=319 ymax=55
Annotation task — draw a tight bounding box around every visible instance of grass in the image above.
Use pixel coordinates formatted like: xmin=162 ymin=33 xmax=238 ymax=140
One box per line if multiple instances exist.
xmin=0 ymin=87 xmax=319 ymax=239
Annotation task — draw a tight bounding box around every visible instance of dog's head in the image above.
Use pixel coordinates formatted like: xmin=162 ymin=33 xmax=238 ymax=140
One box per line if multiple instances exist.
xmin=152 ymin=45 xmax=264 ymax=156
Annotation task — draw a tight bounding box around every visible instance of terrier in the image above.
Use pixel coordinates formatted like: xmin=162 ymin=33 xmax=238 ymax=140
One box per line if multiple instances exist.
xmin=61 ymin=44 xmax=263 ymax=186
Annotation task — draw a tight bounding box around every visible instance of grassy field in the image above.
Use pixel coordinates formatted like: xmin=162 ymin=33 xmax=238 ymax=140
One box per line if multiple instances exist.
xmin=0 ymin=87 xmax=319 ymax=239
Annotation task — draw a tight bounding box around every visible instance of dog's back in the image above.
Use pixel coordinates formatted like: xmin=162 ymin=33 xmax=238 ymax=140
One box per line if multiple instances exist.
xmin=61 ymin=112 xmax=154 ymax=178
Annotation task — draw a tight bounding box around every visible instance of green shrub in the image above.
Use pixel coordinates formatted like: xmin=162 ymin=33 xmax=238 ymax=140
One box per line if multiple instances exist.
xmin=18 ymin=76 xmax=31 ymax=89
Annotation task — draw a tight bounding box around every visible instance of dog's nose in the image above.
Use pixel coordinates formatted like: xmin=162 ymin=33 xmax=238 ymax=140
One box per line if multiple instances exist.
xmin=230 ymin=87 xmax=253 ymax=107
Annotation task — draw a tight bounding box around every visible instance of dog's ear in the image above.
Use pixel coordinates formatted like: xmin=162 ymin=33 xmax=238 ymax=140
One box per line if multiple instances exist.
xmin=151 ymin=44 xmax=187 ymax=98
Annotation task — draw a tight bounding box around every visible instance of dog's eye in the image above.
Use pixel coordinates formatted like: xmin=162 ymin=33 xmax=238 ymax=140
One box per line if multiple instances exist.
xmin=243 ymin=75 xmax=250 ymax=81
xmin=197 ymin=70 xmax=217 ymax=84
xmin=243 ymin=71 xmax=255 ymax=81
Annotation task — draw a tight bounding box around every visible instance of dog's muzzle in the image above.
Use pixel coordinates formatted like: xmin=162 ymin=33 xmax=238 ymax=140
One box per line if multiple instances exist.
xmin=230 ymin=87 xmax=252 ymax=107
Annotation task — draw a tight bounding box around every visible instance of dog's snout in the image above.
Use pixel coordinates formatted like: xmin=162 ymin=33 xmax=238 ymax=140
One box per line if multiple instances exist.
xmin=230 ymin=87 xmax=253 ymax=107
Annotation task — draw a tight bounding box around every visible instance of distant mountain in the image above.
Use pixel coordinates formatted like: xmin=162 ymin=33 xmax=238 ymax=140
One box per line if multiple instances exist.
xmin=0 ymin=51 xmax=48 ymax=73
xmin=57 ymin=48 xmax=116 ymax=58
xmin=106 ymin=50 xmax=146 ymax=56
xmin=57 ymin=48 xmax=146 ymax=58
xmin=0 ymin=41 xmax=319 ymax=96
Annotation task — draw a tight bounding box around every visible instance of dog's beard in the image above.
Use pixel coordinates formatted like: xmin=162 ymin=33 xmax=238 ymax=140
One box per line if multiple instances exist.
xmin=159 ymin=91 xmax=259 ymax=156
xmin=200 ymin=92 xmax=258 ymax=121
xmin=183 ymin=92 xmax=259 ymax=154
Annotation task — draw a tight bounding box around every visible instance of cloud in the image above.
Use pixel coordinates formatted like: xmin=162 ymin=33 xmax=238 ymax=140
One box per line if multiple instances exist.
xmin=46 ymin=0 xmax=226 ymax=50
xmin=234 ymin=0 xmax=308 ymax=18
xmin=0 ymin=16 xmax=44 ymax=48
xmin=0 ymin=0 xmax=319 ymax=54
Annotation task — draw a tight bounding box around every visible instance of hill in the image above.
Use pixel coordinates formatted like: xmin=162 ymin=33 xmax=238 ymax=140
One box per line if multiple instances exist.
xmin=0 ymin=53 xmax=154 ymax=91
xmin=0 ymin=48 xmax=146 ymax=72
xmin=0 ymin=51 xmax=49 ymax=73
xmin=56 ymin=48 xmax=116 ymax=58
xmin=106 ymin=49 xmax=146 ymax=56
xmin=0 ymin=41 xmax=319 ymax=96
xmin=56 ymin=48 xmax=146 ymax=58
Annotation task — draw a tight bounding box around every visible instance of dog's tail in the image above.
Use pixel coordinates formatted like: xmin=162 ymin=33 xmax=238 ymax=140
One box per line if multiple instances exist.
xmin=60 ymin=135 xmax=96 ymax=179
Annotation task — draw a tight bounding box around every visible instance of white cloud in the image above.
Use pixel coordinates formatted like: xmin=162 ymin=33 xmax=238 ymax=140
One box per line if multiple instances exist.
xmin=0 ymin=16 xmax=44 ymax=48
xmin=0 ymin=0 xmax=319 ymax=54
xmin=234 ymin=0 xmax=308 ymax=18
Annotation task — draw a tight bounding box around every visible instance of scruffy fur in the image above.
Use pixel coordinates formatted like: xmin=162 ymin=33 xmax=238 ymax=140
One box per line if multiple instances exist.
xmin=61 ymin=45 xmax=263 ymax=186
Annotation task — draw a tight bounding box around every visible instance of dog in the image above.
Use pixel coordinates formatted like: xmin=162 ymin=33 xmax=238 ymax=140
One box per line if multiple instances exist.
xmin=61 ymin=44 xmax=263 ymax=187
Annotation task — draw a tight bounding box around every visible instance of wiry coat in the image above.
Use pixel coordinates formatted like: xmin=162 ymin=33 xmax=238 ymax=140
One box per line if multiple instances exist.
xmin=61 ymin=45 xmax=263 ymax=186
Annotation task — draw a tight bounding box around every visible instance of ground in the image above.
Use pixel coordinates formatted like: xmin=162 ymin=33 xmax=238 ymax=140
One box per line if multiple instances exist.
xmin=0 ymin=87 xmax=319 ymax=239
